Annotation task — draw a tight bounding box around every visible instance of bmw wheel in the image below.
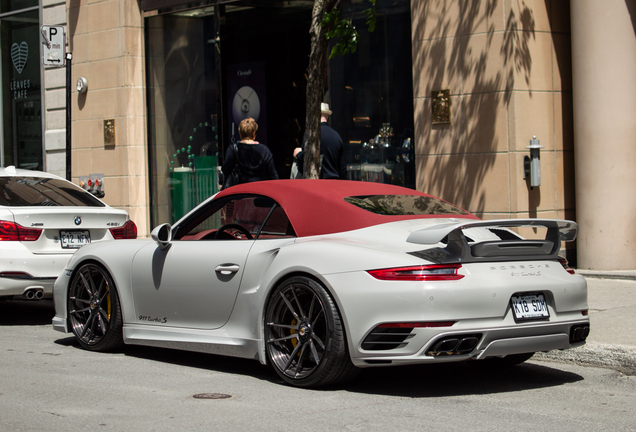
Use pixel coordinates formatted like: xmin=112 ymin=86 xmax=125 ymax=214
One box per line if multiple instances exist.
xmin=265 ymin=276 xmax=358 ymax=388
xmin=67 ymin=263 xmax=123 ymax=351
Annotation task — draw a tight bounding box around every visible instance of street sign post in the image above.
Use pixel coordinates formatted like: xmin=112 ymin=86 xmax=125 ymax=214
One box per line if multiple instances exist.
xmin=41 ymin=25 xmax=71 ymax=179
xmin=41 ymin=25 xmax=66 ymax=66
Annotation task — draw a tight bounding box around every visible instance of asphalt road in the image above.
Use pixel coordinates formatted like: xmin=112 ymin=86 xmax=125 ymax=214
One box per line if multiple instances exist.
xmin=1 ymin=300 xmax=635 ymax=432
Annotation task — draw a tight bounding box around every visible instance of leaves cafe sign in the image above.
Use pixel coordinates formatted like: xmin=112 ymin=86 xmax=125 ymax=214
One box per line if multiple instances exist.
xmin=10 ymin=40 xmax=31 ymax=100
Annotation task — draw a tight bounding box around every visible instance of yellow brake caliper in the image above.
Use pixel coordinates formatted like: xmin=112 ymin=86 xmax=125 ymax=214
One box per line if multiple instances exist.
xmin=106 ymin=284 xmax=112 ymax=320
xmin=290 ymin=319 xmax=297 ymax=349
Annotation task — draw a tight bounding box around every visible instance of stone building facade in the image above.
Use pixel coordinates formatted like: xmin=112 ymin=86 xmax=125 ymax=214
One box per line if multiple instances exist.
xmin=13 ymin=0 xmax=632 ymax=269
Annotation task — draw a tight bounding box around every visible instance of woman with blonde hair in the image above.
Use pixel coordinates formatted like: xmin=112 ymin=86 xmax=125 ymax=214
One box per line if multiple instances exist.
xmin=222 ymin=117 xmax=278 ymax=189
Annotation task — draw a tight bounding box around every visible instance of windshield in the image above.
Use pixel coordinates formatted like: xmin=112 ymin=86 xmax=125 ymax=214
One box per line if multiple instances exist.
xmin=344 ymin=195 xmax=469 ymax=216
xmin=0 ymin=177 xmax=106 ymax=207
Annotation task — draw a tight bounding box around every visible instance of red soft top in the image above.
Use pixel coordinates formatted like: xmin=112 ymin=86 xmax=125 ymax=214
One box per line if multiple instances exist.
xmin=216 ymin=180 xmax=477 ymax=237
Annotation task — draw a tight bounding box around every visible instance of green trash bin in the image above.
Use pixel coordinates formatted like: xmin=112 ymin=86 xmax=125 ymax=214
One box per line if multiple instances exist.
xmin=170 ymin=167 xmax=195 ymax=222
xmin=194 ymin=156 xmax=218 ymax=204
xmin=169 ymin=156 xmax=219 ymax=222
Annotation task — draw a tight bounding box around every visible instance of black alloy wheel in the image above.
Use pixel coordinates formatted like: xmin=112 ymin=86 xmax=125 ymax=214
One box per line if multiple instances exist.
xmin=265 ymin=276 xmax=358 ymax=388
xmin=67 ymin=263 xmax=123 ymax=351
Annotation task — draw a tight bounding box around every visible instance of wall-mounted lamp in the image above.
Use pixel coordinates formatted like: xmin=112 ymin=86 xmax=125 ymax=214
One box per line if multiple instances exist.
xmin=523 ymin=135 xmax=544 ymax=187
xmin=76 ymin=77 xmax=88 ymax=93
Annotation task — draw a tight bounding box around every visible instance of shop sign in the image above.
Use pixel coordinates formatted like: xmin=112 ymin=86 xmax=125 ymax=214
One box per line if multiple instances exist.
xmin=10 ymin=78 xmax=32 ymax=100
xmin=227 ymin=61 xmax=267 ymax=143
xmin=10 ymin=41 xmax=31 ymax=100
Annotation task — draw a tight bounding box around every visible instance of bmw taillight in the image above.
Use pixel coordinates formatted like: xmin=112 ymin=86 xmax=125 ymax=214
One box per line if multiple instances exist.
xmin=0 ymin=221 xmax=42 ymax=242
xmin=558 ymin=257 xmax=575 ymax=275
xmin=109 ymin=220 xmax=138 ymax=239
xmin=368 ymin=264 xmax=464 ymax=281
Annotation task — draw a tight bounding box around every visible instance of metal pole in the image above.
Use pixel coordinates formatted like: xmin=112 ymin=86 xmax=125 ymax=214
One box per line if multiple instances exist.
xmin=65 ymin=52 xmax=72 ymax=181
xmin=215 ymin=5 xmax=226 ymax=162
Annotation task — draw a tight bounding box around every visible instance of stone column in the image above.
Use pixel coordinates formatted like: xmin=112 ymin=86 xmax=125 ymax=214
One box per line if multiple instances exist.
xmin=571 ymin=0 xmax=636 ymax=269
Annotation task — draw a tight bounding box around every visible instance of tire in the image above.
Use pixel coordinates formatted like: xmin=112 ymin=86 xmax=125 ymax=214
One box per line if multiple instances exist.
xmin=265 ymin=276 xmax=359 ymax=388
xmin=67 ymin=263 xmax=124 ymax=352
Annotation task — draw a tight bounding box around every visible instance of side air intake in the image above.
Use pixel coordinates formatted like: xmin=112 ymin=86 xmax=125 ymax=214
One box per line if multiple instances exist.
xmin=361 ymin=326 xmax=415 ymax=351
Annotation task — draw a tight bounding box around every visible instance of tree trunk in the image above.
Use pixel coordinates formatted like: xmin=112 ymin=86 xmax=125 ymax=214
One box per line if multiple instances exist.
xmin=303 ymin=0 xmax=330 ymax=179
xmin=305 ymin=0 xmax=348 ymax=179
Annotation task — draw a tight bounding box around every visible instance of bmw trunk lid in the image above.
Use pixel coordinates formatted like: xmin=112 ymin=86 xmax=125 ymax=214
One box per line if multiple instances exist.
xmin=7 ymin=207 xmax=129 ymax=254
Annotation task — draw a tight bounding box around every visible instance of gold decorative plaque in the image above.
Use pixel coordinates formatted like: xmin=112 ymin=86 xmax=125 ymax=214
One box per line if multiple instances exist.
xmin=432 ymin=89 xmax=451 ymax=124
xmin=104 ymin=119 xmax=115 ymax=147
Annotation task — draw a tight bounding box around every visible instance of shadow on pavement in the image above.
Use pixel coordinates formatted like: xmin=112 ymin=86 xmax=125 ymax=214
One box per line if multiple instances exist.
xmin=54 ymin=338 xmax=281 ymax=384
xmin=125 ymin=344 xmax=280 ymax=384
xmin=54 ymin=336 xmax=583 ymax=396
xmin=126 ymin=348 xmax=585 ymax=397
xmin=346 ymin=361 xmax=584 ymax=397
xmin=0 ymin=299 xmax=55 ymax=326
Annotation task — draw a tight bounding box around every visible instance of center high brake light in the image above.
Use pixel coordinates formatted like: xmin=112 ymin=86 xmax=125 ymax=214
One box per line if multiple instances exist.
xmin=109 ymin=220 xmax=138 ymax=239
xmin=368 ymin=264 xmax=464 ymax=281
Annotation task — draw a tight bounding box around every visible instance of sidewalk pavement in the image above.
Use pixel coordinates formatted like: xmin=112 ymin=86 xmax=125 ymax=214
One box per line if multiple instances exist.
xmin=535 ymin=270 xmax=636 ymax=375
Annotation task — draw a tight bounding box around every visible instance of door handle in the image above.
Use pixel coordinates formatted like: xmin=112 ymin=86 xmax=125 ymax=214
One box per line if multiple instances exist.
xmin=215 ymin=264 xmax=240 ymax=275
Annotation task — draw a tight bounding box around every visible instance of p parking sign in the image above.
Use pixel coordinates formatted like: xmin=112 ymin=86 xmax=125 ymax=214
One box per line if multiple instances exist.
xmin=41 ymin=25 xmax=66 ymax=66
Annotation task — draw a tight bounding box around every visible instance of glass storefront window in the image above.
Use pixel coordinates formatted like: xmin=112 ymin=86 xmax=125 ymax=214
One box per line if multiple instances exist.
xmin=146 ymin=4 xmax=313 ymax=227
xmin=328 ymin=0 xmax=415 ymax=189
xmin=146 ymin=11 xmax=219 ymax=225
xmin=1 ymin=0 xmax=38 ymax=15
xmin=0 ymin=8 xmax=42 ymax=170
xmin=145 ymin=1 xmax=414 ymax=227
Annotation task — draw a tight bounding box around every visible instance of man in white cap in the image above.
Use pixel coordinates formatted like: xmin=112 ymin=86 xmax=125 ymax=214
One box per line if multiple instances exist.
xmin=293 ymin=102 xmax=346 ymax=179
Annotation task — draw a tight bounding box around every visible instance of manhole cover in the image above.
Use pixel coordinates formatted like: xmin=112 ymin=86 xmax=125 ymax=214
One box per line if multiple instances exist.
xmin=193 ymin=393 xmax=232 ymax=400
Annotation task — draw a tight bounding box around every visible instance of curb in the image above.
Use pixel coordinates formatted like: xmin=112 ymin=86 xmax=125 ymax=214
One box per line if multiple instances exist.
xmin=581 ymin=274 xmax=636 ymax=281
xmin=576 ymin=270 xmax=636 ymax=282
xmin=535 ymin=342 xmax=636 ymax=376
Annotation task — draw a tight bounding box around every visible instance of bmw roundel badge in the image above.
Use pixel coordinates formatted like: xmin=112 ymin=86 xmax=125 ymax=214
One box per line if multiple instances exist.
xmin=74 ymin=216 xmax=82 ymax=226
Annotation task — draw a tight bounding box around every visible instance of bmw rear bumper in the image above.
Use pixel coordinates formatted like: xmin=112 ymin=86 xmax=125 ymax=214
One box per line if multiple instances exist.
xmin=0 ymin=275 xmax=57 ymax=298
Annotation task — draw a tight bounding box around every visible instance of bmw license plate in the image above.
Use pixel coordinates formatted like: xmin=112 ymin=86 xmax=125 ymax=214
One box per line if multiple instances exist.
xmin=511 ymin=293 xmax=549 ymax=321
xmin=60 ymin=230 xmax=91 ymax=249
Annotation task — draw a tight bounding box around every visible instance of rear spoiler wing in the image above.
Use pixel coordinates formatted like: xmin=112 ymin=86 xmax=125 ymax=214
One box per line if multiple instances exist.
xmin=407 ymin=219 xmax=577 ymax=264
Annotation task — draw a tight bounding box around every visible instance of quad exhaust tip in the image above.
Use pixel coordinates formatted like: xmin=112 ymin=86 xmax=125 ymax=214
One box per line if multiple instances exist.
xmin=570 ymin=324 xmax=590 ymax=343
xmin=427 ymin=334 xmax=482 ymax=356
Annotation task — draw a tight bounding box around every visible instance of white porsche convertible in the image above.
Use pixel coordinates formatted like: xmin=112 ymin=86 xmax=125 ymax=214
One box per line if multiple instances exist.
xmin=52 ymin=180 xmax=589 ymax=388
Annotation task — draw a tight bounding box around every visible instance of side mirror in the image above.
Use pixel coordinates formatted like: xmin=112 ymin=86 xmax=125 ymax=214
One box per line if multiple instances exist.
xmin=151 ymin=223 xmax=172 ymax=250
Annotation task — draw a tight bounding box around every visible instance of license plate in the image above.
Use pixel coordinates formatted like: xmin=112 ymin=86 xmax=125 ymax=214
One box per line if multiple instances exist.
xmin=60 ymin=230 xmax=91 ymax=249
xmin=511 ymin=293 xmax=549 ymax=321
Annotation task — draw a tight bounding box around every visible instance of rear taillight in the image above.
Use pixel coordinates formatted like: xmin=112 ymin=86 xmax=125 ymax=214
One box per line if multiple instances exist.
xmin=368 ymin=264 xmax=464 ymax=281
xmin=0 ymin=271 xmax=33 ymax=278
xmin=558 ymin=257 xmax=575 ymax=275
xmin=377 ymin=321 xmax=456 ymax=328
xmin=0 ymin=221 xmax=42 ymax=242
xmin=110 ymin=220 xmax=138 ymax=239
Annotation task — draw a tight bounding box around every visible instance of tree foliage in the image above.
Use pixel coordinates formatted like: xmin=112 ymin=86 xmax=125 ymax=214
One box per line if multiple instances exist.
xmin=323 ymin=1 xmax=376 ymax=59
